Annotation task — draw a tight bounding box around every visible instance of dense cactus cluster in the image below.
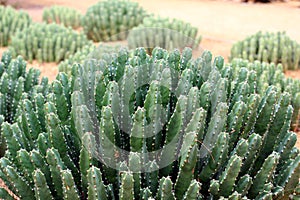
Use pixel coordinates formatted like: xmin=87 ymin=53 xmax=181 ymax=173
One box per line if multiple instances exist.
xmin=128 ymin=16 xmax=202 ymax=53
xmin=0 ymin=47 xmax=299 ymax=199
xmin=230 ymin=31 xmax=300 ymax=70
xmin=9 ymin=23 xmax=91 ymax=63
xmin=0 ymin=51 xmax=47 ymax=155
xmin=82 ymin=0 xmax=147 ymax=42
xmin=42 ymin=6 xmax=82 ymax=29
xmin=0 ymin=6 xmax=32 ymax=46
xmin=58 ymin=44 xmax=126 ymax=75
xmin=230 ymin=58 xmax=300 ymax=130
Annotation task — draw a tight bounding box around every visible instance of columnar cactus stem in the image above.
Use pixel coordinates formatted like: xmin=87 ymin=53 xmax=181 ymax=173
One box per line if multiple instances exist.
xmin=120 ymin=172 xmax=134 ymax=200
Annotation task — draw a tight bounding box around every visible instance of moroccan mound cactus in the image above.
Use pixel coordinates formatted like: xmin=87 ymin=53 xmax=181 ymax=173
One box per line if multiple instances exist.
xmin=9 ymin=23 xmax=92 ymax=63
xmin=58 ymin=44 xmax=125 ymax=75
xmin=230 ymin=31 xmax=300 ymax=70
xmin=0 ymin=5 xmax=32 ymax=46
xmin=82 ymin=0 xmax=147 ymax=42
xmin=0 ymin=47 xmax=299 ymax=199
xmin=42 ymin=6 xmax=82 ymax=29
xmin=0 ymin=51 xmax=47 ymax=155
xmin=127 ymin=16 xmax=202 ymax=53
xmin=230 ymin=58 xmax=300 ymax=130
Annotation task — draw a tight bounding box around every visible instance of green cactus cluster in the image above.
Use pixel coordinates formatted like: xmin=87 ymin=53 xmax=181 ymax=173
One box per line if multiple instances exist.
xmin=0 ymin=47 xmax=299 ymax=199
xmin=0 ymin=5 xmax=32 ymax=47
xmin=9 ymin=23 xmax=92 ymax=63
xmin=58 ymin=43 xmax=126 ymax=75
xmin=127 ymin=16 xmax=202 ymax=54
xmin=230 ymin=58 xmax=300 ymax=130
xmin=0 ymin=51 xmax=47 ymax=155
xmin=230 ymin=31 xmax=300 ymax=70
xmin=82 ymin=0 xmax=147 ymax=42
xmin=42 ymin=6 xmax=82 ymax=29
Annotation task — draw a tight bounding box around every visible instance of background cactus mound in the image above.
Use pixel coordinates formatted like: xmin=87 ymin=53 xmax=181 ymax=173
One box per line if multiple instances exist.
xmin=0 ymin=5 xmax=32 ymax=47
xmin=0 ymin=51 xmax=47 ymax=155
xmin=42 ymin=6 xmax=82 ymax=29
xmin=0 ymin=47 xmax=299 ymax=199
xmin=230 ymin=31 xmax=300 ymax=71
xmin=127 ymin=16 xmax=202 ymax=54
xmin=58 ymin=43 xmax=126 ymax=75
xmin=82 ymin=0 xmax=147 ymax=42
xmin=9 ymin=23 xmax=92 ymax=63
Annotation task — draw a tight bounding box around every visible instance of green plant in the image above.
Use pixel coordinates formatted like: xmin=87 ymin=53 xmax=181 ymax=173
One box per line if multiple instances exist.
xmin=0 ymin=47 xmax=299 ymax=199
xmin=9 ymin=23 xmax=92 ymax=63
xmin=82 ymin=0 xmax=147 ymax=42
xmin=43 ymin=6 xmax=82 ymax=29
xmin=58 ymin=43 xmax=126 ymax=75
xmin=230 ymin=31 xmax=300 ymax=70
xmin=229 ymin=58 xmax=300 ymax=130
xmin=128 ymin=16 xmax=202 ymax=54
xmin=0 ymin=51 xmax=48 ymax=156
xmin=0 ymin=5 xmax=32 ymax=46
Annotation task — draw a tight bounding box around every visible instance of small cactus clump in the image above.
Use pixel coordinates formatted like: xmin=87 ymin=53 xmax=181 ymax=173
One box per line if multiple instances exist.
xmin=58 ymin=44 xmax=126 ymax=75
xmin=0 ymin=47 xmax=299 ymax=199
xmin=230 ymin=31 xmax=300 ymax=70
xmin=42 ymin=6 xmax=82 ymax=29
xmin=127 ymin=16 xmax=202 ymax=54
xmin=82 ymin=0 xmax=147 ymax=42
xmin=9 ymin=23 xmax=92 ymax=63
xmin=0 ymin=5 xmax=32 ymax=46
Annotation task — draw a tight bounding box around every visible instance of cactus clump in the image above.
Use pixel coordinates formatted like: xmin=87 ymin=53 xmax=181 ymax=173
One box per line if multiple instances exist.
xmin=9 ymin=23 xmax=92 ymax=63
xmin=42 ymin=6 xmax=82 ymax=29
xmin=0 ymin=51 xmax=47 ymax=155
xmin=230 ymin=31 xmax=300 ymax=70
xmin=58 ymin=44 xmax=125 ymax=75
xmin=82 ymin=0 xmax=147 ymax=42
xmin=0 ymin=47 xmax=299 ymax=199
xmin=0 ymin=5 xmax=32 ymax=46
xmin=128 ymin=16 xmax=202 ymax=54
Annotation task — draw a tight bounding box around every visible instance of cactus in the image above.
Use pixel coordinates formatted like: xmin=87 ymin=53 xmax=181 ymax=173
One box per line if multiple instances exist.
xmin=82 ymin=0 xmax=147 ymax=42
xmin=0 ymin=51 xmax=46 ymax=156
xmin=9 ymin=23 xmax=91 ymax=63
xmin=0 ymin=47 xmax=299 ymax=199
xmin=229 ymin=58 xmax=300 ymax=131
xmin=128 ymin=16 xmax=202 ymax=54
xmin=230 ymin=31 xmax=300 ymax=70
xmin=0 ymin=5 xmax=32 ymax=46
xmin=43 ymin=6 xmax=82 ymax=29
xmin=58 ymin=44 xmax=126 ymax=75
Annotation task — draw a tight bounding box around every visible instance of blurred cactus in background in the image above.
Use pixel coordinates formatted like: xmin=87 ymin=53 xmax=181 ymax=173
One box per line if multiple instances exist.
xmin=230 ymin=31 xmax=300 ymax=70
xmin=0 ymin=5 xmax=32 ymax=46
xmin=9 ymin=23 xmax=92 ymax=63
xmin=128 ymin=16 xmax=202 ymax=54
xmin=82 ymin=0 xmax=148 ymax=42
xmin=43 ymin=6 xmax=82 ymax=29
xmin=0 ymin=47 xmax=299 ymax=199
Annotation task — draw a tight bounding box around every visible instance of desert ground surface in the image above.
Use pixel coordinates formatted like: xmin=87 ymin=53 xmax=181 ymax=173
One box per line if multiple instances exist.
xmin=1 ymin=0 xmax=300 ymax=146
